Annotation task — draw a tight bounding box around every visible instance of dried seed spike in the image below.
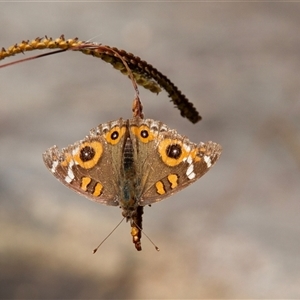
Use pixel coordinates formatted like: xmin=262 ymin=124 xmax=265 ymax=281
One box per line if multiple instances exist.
xmin=132 ymin=95 xmax=144 ymax=119
xmin=29 ymin=38 xmax=39 ymax=49
xmin=100 ymin=45 xmax=201 ymax=123
xmin=0 ymin=35 xmax=201 ymax=123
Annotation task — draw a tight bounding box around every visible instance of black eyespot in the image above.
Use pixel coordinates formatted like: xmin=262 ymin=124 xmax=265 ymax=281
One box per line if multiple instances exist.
xmin=80 ymin=146 xmax=96 ymax=162
xmin=111 ymin=130 xmax=119 ymax=140
xmin=140 ymin=130 xmax=149 ymax=138
xmin=166 ymin=144 xmax=182 ymax=159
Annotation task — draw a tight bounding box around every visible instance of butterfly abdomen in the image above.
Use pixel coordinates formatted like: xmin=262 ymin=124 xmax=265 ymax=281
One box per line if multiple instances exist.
xmin=119 ymin=135 xmax=139 ymax=212
xmin=123 ymin=137 xmax=135 ymax=172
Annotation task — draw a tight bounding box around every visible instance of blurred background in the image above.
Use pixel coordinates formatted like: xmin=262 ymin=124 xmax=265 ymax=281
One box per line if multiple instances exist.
xmin=1 ymin=2 xmax=300 ymax=299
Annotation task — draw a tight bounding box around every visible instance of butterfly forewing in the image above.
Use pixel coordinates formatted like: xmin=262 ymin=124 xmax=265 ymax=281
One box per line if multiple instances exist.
xmin=43 ymin=118 xmax=130 ymax=206
xmin=128 ymin=118 xmax=222 ymax=205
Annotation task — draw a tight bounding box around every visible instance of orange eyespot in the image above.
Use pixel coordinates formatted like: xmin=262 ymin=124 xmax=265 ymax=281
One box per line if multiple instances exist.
xmin=158 ymin=139 xmax=187 ymax=166
xmin=131 ymin=125 xmax=157 ymax=143
xmin=73 ymin=141 xmax=103 ymax=169
xmin=105 ymin=126 xmax=126 ymax=145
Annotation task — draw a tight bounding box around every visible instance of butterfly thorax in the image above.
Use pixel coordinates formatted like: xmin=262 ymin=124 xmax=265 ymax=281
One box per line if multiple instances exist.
xmin=120 ymin=135 xmax=140 ymax=221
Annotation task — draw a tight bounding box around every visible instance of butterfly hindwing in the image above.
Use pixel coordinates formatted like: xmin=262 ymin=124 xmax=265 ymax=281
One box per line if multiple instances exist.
xmin=128 ymin=118 xmax=222 ymax=205
xmin=43 ymin=118 xmax=129 ymax=206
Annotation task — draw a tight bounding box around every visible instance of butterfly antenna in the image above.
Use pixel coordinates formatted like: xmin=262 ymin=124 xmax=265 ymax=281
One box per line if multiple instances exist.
xmin=93 ymin=217 xmax=125 ymax=254
xmin=132 ymin=219 xmax=160 ymax=251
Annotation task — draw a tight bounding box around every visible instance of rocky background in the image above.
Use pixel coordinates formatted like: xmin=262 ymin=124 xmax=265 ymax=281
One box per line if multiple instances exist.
xmin=1 ymin=2 xmax=299 ymax=298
